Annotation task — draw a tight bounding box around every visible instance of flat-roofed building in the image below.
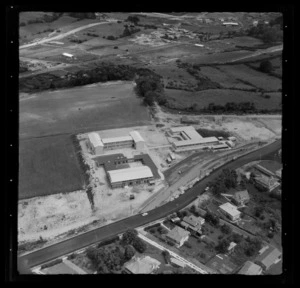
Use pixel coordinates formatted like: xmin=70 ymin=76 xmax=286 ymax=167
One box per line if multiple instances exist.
xmin=102 ymin=135 xmax=134 ymax=150
xmin=87 ymin=132 xmax=104 ymax=155
xmin=107 ymin=166 xmax=154 ymax=188
xmin=219 ymin=202 xmax=241 ymax=221
xmin=130 ymin=131 xmax=145 ymax=150
xmin=238 ymin=261 xmax=262 ymax=275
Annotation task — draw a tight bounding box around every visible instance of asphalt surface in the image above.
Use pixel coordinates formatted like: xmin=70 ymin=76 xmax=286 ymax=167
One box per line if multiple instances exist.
xmin=18 ymin=139 xmax=281 ymax=269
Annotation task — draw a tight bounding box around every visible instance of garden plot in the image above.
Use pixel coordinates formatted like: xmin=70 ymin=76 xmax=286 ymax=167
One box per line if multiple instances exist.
xmin=218 ymin=64 xmax=281 ymax=91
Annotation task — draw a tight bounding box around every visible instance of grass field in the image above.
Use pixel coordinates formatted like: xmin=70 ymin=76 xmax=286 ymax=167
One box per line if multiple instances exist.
xmin=164 ymin=88 xmax=281 ymax=111
xmin=218 ymin=65 xmax=281 ymax=91
xmin=20 ymin=82 xmax=151 ymax=138
xmin=19 ymin=135 xmax=85 ymax=199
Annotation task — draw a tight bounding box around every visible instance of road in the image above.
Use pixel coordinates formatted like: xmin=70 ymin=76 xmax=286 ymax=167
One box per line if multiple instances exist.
xmin=18 ymin=139 xmax=280 ymax=270
xmin=19 ymin=20 xmax=117 ymax=50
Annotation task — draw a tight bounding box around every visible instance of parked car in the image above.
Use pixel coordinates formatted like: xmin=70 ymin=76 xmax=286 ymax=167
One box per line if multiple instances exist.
xmin=142 ymin=213 xmax=148 ymax=216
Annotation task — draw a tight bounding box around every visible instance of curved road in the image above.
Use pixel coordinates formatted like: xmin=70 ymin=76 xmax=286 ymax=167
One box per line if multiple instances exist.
xmin=18 ymin=139 xmax=281 ymax=269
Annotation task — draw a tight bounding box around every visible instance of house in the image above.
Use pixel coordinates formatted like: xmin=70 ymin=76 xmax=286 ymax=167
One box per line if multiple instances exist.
xmin=238 ymin=261 xmax=263 ymax=275
xmin=166 ymin=226 xmax=190 ymax=247
xmin=124 ymin=256 xmax=161 ymax=274
xmin=181 ymin=215 xmax=204 ymax=236
xmin=206 ymin=254 xmax=237 ymax=274
xmin=219 ymin=202 xmax=241 ymax=221
xmin=232 ymin=190 xmax=250 ymax=207
xmin=255 ymin=245 xmax=282 ymax=271
xmin=254 ymin=175 xmax=280 ymax=192
xmin=227 ymin=242 xmax=237 ymax=255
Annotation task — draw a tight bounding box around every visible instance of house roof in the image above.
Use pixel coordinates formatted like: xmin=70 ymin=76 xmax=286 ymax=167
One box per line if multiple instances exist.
xmin=183 ymin=215 xmax=204 ymax=227
xmin=255 ymin=246 xmax=282 ymax=270
xmin=167 ymin=226 xmax=190 ymax=243
xmin=124 ymin=256 xmax=161 ymax=274
xmin=174 ymin=137 xmax=219 ymax=147
xmin=227 ymin=242 xmax=237 ymax=251
xmin=129 ymin=131 xmax=145 ymax=143
xmin=219 ymin=202 xmax=241 ymax=218
xmin=88 ymin=132 xmax=103 ymax=147
xmin=234 ymin=190 xmax=250 ymax=203
xmin=107 ymin=166 xmax=153 ymax=183
xmin=254 ymin=175 xmax=278 ymax=187
xmin=238 ymin=261 xmax=262 ymax=275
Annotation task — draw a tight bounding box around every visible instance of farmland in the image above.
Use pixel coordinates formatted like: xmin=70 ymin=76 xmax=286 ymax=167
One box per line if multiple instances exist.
xmin=19 ymin=135 xmax=85 ymax=199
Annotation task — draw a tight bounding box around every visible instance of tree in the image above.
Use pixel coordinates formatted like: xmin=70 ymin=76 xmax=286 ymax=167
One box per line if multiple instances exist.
xmin=124 ymin=245 xmax=135 ymax=261
xmin=143 ymin=91 xmax=155 ymax=106
xmin=216 ymin=239 xmax=230 ymax=254
xmin=259 ymin=60 xmax=273 ymax=73
xmin=221 ymin=224 xmax=232 ymax=235
xmin=126 ymin=15 xmax=140 ymax=25
xmin=121 ymin=229 xmax=138 ymax=245
xmin=162 ymin=250 xmax=170 ymax=264
xmin=132 ymin=238 xmax=147 ymax=253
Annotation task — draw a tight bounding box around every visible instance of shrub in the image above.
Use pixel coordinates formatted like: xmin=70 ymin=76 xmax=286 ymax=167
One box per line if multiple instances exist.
xmin=133 ymin=238 xmax=147 ymax=253
xmin=107 ymin=35 xmax=116 ymax=40
xmin=184 ymin=242 xmax=192 ymax=248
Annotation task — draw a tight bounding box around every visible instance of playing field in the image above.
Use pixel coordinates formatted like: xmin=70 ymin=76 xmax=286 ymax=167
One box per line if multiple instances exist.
xmin=19 ymin=135 xmax=85 ymax=199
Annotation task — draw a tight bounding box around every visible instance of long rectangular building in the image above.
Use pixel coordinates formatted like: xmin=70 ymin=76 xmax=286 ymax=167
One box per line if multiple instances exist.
xmin=169 ymin=126 xmax=219 ymax=152
xmin=107 ymin=166 xmax=154 ymax=188
xmin=87 ymin=132 xmax=104 ymax=155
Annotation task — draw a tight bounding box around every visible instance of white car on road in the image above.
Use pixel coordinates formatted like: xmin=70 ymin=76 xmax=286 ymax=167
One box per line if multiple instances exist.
xmin=142 ymin=213 xmax=148 ymax=216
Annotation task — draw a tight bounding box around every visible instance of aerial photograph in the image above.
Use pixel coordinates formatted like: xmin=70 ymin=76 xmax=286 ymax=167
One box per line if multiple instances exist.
xmin=18 ymin=11 xmax=283 ymax=275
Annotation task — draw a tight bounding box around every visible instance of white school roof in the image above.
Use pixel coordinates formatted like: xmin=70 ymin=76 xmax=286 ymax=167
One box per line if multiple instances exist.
xmin=101 ymin=135 xmax=133 ymax=144
xmin=174 ymin=137 xmax=219 ymax=147
xmin=171 ymin=126 xmax=203 ymax=139
xmin=130 ymin=131 xmax=145 ymax=143
xmin=219 ymin=202 xmax=241 ymax=217
xmin=88 ymin=132 xmax=103 ymax=147
xmin=107 ymin=166 xmax=153 ymax=183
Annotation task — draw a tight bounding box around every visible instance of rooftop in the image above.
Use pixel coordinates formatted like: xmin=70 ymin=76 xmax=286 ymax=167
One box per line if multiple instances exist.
xmin=107 ymin=165 xmax=153 ymax=183
xmin=101 ymin=135 xmax=133 ymax=144
xmin=170 ymin=126 xmax=203 ymax=139
xmin=129 ymin=131 xmax=145 ymax=143
xmin=255 ymin=245 xmax=282 ymax=270
xmin=167 ymin=226 xmax=190 ymax=243
xmin=219 ymin=202 xmax=241 ymax=217
xmin=183 ymin=215 xmax=204 ymax=227
xmin=124 ymin=256 xmax=161 ymax=274
xmin=88 ymin=132 xmax=103 ymax=147
xmin=234 ymin=190 xmax=250 ymax=203
xmin=206 ymin=254 xmax=237 ymax=274
xmin=174 ymin=137 xmax=219 ymax=147
xmin=238 ymin=261 xmax=262 ymax=275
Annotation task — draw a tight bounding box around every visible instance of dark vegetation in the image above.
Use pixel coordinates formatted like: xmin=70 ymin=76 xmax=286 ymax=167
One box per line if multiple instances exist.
xmin=196 ymin=128 xmax=230 ymax=138
xmin=86 ymin=229 xmax=146 ymax=273
xmin=21 ymin=12 xmax=63 ymax=26
xmin=67 ymin=13 xmax=96 ymax=20
xmin=247 ymin=18 xmax=283 ymax=44
xmin=208 ymin=168 xmax=238 ymax=197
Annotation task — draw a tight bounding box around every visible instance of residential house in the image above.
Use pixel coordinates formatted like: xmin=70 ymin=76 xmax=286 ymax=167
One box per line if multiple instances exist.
xmin=166 ymin=226 xmax=190 ymax=247
xmin=124 ymin=256 xmax=161 ymax=274
xmin=254 ymin=175 xmax=280 ymax=192
xmin=232 ymin=190 xmax=250 ymax=207
xmin=219 ymin=202 xmax=241 ymax=221
xmin=238 ymin=261 xmax=263 ymax=275
xmin=227 ymin=242 xmax=237 ymax=255
xmin=255 ymin=245 xmax=282 ymax=271
xmin=181 ymin=215 xmax=205 ymax=236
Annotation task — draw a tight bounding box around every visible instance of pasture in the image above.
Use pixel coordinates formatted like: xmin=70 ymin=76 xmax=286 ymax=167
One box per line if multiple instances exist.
xmin=164 ymin=88 xmax=281 ymax=111
xmin=19 ymin=135 xmax=85 ymax=199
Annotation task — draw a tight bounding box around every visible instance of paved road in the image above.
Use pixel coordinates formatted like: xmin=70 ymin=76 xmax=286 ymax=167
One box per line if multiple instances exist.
xmin=18 ymin=139 xmax=281 ymax=270
xmin=19 ymin=21 xmax=116 ymax=50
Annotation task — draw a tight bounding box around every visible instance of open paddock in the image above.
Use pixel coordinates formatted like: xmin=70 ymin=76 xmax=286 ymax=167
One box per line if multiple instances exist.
xmin=19 ymin=135 xmax=85 ymax=199
xmin=164 ymin=88 xmax=281 ymax=111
